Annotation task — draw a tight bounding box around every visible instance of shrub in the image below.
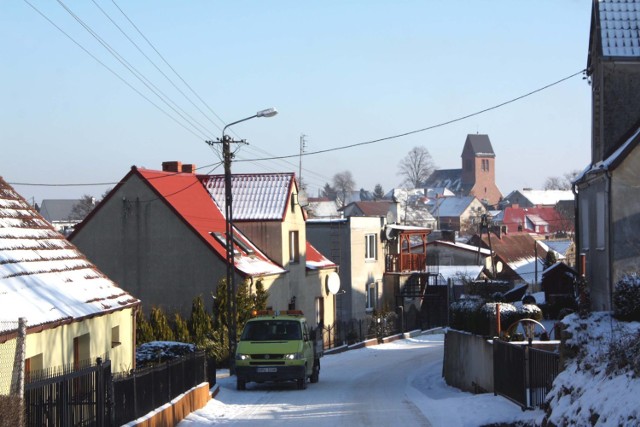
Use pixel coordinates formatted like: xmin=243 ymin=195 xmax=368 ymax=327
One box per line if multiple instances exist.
xmin=449 ymin=296 xmax=484 ymax=333
xmin=613 ymin=273 xmax=640 ymax=321
xmin=481 ymin=302 xmax=518 ymax=337
xmin=517 ymin=304 xmax=543 ymax=322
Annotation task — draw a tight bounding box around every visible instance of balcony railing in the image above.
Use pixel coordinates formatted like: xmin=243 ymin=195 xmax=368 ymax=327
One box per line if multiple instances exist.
xmin=385 ymin=253 xmax=426 ymax=273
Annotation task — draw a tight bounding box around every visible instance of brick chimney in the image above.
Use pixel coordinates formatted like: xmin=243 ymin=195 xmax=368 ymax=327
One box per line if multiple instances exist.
xmin=162 ymin=161 xmax=182 ymax=172
xmin=181 ymin=164 xmax=197 ymax=174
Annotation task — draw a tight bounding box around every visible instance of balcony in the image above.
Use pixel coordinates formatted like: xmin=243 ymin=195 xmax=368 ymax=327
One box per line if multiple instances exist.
xmin=385 ymin=253 xmax=426 ymax=273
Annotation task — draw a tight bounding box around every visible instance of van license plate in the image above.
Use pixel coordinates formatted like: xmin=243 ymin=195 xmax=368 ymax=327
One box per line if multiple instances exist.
xmin=257 ymin=367 xmax=277 ymax=373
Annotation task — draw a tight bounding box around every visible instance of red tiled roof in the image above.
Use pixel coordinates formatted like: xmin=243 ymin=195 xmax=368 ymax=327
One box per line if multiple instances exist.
xmin=136 ymin=168 xmax=285 ymax=277
xmin=502 ymin=207 xmax=572 ymax=234
xmin=305 ymin=241 xmax=336 ymax=270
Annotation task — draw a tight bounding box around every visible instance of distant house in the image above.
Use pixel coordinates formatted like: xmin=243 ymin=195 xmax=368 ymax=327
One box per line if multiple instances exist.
xmin=470 ymin=231 xmax=552 ymax=289
xmin=0 ymin=177 xmax=139 ymax=392
xmin=340 ymin=201 xmax=396 ymax=219
xmin=429 ymin=196 xmax=486 ymax=234
xmin=70 ymin=163 xmax=336 ymax=327
xmin=423 ymin=134 xmax=503 ymax=207
xmin=382 ymin=188 xmax=436 ymax=228
xmin=426 ymin=239 xmax=491 ymax=269
xmin=501 ymin=189 xmax=574 ymax=209
xmin=305 ymin=197 xmax=341 ymax=219
xmin=497 ymin=206 xmax=574 ymax=237
xmin=575 ymin=0 xmax=640 ymax=310
xmin=37 ymin=199 xmax=85 ymax=235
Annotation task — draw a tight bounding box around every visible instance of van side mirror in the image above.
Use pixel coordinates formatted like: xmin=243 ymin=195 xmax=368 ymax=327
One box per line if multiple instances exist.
xmin=309 ymin=329 xmax=316 ymax=341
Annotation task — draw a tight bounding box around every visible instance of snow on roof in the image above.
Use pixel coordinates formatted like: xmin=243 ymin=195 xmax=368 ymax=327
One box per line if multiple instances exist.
xmin=432 ymin=196 xmax=478 ymax=217
xmin=429 ymin=239 xmax=492 ymax=256
xmin=306 ymin=200 xmax=341 ymax=219
xmin=305 ymin=242 xmax=336 ymax=270
xmin=430 ymin=265 xmax=484 ymax=283
xmin=580 ymin=125 xmax=640 ymax=178
xmin=0 ymin=178 xmax=139 ymax=333
xmin=526 ymin=214 xmax=548 ymax=226
xmin=597 ymin=0 xmax=640 ymax=57
xmin=136 ymin=169 xmax=286 ymax=278
xmin=544 ymin=240 xmax=573 ymax=256
xmin=510 ymin=189 xmax=574 ymax=206
xmin=422 ymin=169 xmax=463 ymax=192
xmin=202 ymin=173 xmax=294 ymax=221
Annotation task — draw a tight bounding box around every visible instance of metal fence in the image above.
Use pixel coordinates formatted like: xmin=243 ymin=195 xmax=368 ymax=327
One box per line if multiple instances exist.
xmin=24 ymin=357 xmax=112 ymax=427
xmin=529 ymin=347 xmax=560 ymax=408
xmin=322 ymin=315 xmax=401 ymax=349
xmin=112 ymin=351 xmax=209 ymax=426
xmin=493 ymin=340 xmax=560 ymax=410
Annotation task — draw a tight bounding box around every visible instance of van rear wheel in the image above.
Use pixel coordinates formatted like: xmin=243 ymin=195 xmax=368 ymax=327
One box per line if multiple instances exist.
xmin=310 ymin=360 xmax=320 ymax=383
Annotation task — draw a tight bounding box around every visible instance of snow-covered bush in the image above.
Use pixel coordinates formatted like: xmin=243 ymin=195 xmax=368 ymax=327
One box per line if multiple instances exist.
xmin=517 ymin=304 xmax=543 ymax=322
xmin=449 ymin=296 xmax=484 ymax=334
xmin=136 ymin=341 xmax=197 ymax=367
xmin=607 ymin=331 xmax=640 ymax=378
xmin=613 ymin=273 xmax=640 ymax=321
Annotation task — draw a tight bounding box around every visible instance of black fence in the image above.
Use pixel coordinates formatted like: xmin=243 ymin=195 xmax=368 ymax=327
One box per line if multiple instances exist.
xmin=493 ymin=340 xmax=527 ymax=408
xmin=22 ymin=352 xmax=212 ymax=427
xmin=493 ymin=340 xmax=559 ymax=409
xmin=112 ymin=351 xmax=209 ymax=426
xmin=529 ymin=347 xmax=560 ymax=408
xmin=24 ymin=358 xmax=113 ymax=427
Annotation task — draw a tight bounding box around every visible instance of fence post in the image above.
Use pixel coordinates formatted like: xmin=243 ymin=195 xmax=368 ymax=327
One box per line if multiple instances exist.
xmin=96 ymin=357 xmax=104 ymax=427
xmin=14 ymin=317 xmax=27 ymax=427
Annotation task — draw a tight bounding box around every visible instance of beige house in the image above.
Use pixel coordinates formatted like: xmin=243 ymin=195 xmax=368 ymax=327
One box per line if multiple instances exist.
xmin=0 ymin=177 xmax=139 ymax=394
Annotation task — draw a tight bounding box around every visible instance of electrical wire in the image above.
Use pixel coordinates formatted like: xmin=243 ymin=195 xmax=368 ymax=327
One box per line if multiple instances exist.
xmin=237 ymin=69 xmax=587 ymax=163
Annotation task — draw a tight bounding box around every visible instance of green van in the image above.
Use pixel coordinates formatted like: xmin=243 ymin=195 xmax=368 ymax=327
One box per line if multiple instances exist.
xmin=235 ymin=310 xmax=322 ymax=390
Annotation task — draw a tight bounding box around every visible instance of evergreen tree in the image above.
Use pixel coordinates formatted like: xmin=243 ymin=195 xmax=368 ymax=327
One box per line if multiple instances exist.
xmin=150 ymin=307 xmax=174 ymax=341
xmin=254 ymin=280 xmax=268 ymax=311
xmin=173 ymin=313 xmax=191 ymax=343
xmin=189 ymin=295 xmax=214 ymax=346
xmin=136 ymin=309 xmax=154 ymax=344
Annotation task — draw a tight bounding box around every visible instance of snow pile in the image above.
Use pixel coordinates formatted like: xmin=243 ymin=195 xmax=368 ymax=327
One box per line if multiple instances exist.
xmin=545 ymin=312 xmax=640 ymax=426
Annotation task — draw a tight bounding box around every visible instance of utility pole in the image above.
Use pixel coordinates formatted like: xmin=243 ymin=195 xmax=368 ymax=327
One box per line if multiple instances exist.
xmin=299 ymin=134 xmax=307 ymax=190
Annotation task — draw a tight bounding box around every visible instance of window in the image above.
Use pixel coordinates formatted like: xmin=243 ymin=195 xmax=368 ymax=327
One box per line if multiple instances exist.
xmin=596 ymin=192 xmax=605 ymax=249
xmin=73 ymin=333 xmax=91 ymax=370
xmin=25 ymin=353 xmax=43 ymax=381
xmin=315 ymin=297 xmax=324 ymax=327
xmin=365 ymin=234 xmax=377 ymax=261
xmin=366 ymin=282 xmax=378 ymax=312
xmin=580 ymin=198 xmax=590 ymax=250
xmin=111 ymin=326 xmax=121 ymax=348
xmin=289 ymin=230 xmax=300 ymax=263
xmin=210 ymin=232 xmax=253 ymax=256
xmin=481 ymin=159 xmax=490 ymax=172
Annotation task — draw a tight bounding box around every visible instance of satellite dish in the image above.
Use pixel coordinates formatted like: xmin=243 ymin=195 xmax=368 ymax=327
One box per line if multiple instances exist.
xmin=496 ymin=261 xmax=503 ymax=273
xmin=297 ymin=190 xmax=309 ymax=208
xmin=385 ymin=226 xmax=396 ymax=241
xmin=386 ymin=211 xmax=396 ymax=225
xmin=326 ymin=272 xmax=341 ymax=295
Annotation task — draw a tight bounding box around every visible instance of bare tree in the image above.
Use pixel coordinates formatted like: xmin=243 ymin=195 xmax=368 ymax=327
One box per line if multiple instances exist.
xmin=397 ymin=146 xmax=435 ymax=188
xmin=543 ymin=169 xmax=581 ymax=191
xmin=68 ymin=194 xmax=96 ymax=221
xmin=333 ymin=171 xmax=355 ymax=207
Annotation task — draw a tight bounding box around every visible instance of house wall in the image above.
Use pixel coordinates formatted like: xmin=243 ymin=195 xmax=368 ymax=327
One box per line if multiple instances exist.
xmin=427 ymin=244 xmax=486 ymax=267
xmin=611 ymin=145 xmax=640 ymax=292
xmin=307 ymin=218 xmax=385 ymax=323
xmin=593 ymin=62 xmax=640 ymax=162
xmin=71 ymin=175 xmax=243 ymax=317
xmin=469 ymin=157 xmax=501 ymax=207
xmin=300 ymin=268 xmax=337 ymax=329
xmin=577 ymin=174 xmax=609 ymax=310
xmin=0 ymin=308 xmax=136 ymax=394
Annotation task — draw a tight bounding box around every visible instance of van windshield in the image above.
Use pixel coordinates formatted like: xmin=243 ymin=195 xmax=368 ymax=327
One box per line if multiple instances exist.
xmin=241 ymin=320 xmax=302 ymax=341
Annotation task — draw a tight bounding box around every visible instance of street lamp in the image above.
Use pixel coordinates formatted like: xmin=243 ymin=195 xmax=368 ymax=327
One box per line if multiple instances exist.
xmin=216 ymin=107 xmax=278 ymax=375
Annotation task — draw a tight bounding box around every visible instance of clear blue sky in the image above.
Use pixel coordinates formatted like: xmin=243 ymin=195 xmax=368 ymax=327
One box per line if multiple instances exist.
xmin=1 ymin=1 xmax=592 ymax=204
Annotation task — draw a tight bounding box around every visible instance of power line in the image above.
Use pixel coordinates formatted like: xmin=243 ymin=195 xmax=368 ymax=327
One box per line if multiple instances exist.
xmin=237 ymin=69 xmax=587 ymax=163
xmin=22 ymin=0 xmax=207 ymax=141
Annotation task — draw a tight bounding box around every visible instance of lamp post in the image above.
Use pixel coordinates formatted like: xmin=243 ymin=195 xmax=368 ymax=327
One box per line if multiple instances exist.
xmin=211 ymin=107 xmax=277 ymax=375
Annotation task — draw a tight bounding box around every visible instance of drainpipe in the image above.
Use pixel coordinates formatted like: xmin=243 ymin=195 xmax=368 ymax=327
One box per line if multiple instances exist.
xmin=571 ymin=181 xmax=580 ymax=280
xmin=605 ymin=169 xmax=613 ymax=311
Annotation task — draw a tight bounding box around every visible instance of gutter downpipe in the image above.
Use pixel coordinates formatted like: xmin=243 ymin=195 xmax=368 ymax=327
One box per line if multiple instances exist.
xmin=605 ymin=169 xmax=613 ymax=311
xmin=572 ymin=181 xmax=581 ymax=279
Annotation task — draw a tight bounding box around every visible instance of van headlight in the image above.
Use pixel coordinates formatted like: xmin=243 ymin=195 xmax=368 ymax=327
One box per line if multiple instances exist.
xmin=236 ymin=353 xmax=251 ymax=360
xmin=284 ymin=352 xmax=303 ymax=360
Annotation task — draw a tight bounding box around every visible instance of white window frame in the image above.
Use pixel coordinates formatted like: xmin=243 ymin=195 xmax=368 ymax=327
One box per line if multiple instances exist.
xmin=365 ymin=233 xmax=377 ymax=261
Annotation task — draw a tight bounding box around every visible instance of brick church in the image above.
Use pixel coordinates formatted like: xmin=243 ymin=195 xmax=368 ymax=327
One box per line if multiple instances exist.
xmin=422 ymin=134 xmax=502 ymax=207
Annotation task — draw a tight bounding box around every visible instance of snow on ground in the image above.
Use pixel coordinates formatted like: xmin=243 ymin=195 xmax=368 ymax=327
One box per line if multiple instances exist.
xmin=181 ymin=333 xmax=543 ymax=426
xmin=545 ymin=312 xmax=640 ymax=426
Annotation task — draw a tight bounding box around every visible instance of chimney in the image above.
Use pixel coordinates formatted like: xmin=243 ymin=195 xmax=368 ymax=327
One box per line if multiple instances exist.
xmin=162 ymin=161 xmax=182 ymax=172
xmin=181 ymin=164 xmax=197 ymax=174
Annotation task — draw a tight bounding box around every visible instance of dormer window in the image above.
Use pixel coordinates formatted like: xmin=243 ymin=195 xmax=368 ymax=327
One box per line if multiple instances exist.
xmin=210 ymin=232 xmax=254 ymax=256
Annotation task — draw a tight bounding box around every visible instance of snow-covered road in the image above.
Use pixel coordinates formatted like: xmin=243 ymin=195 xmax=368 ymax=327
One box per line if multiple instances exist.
xmin=179 ymin=333 xmax=542 ymax=426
